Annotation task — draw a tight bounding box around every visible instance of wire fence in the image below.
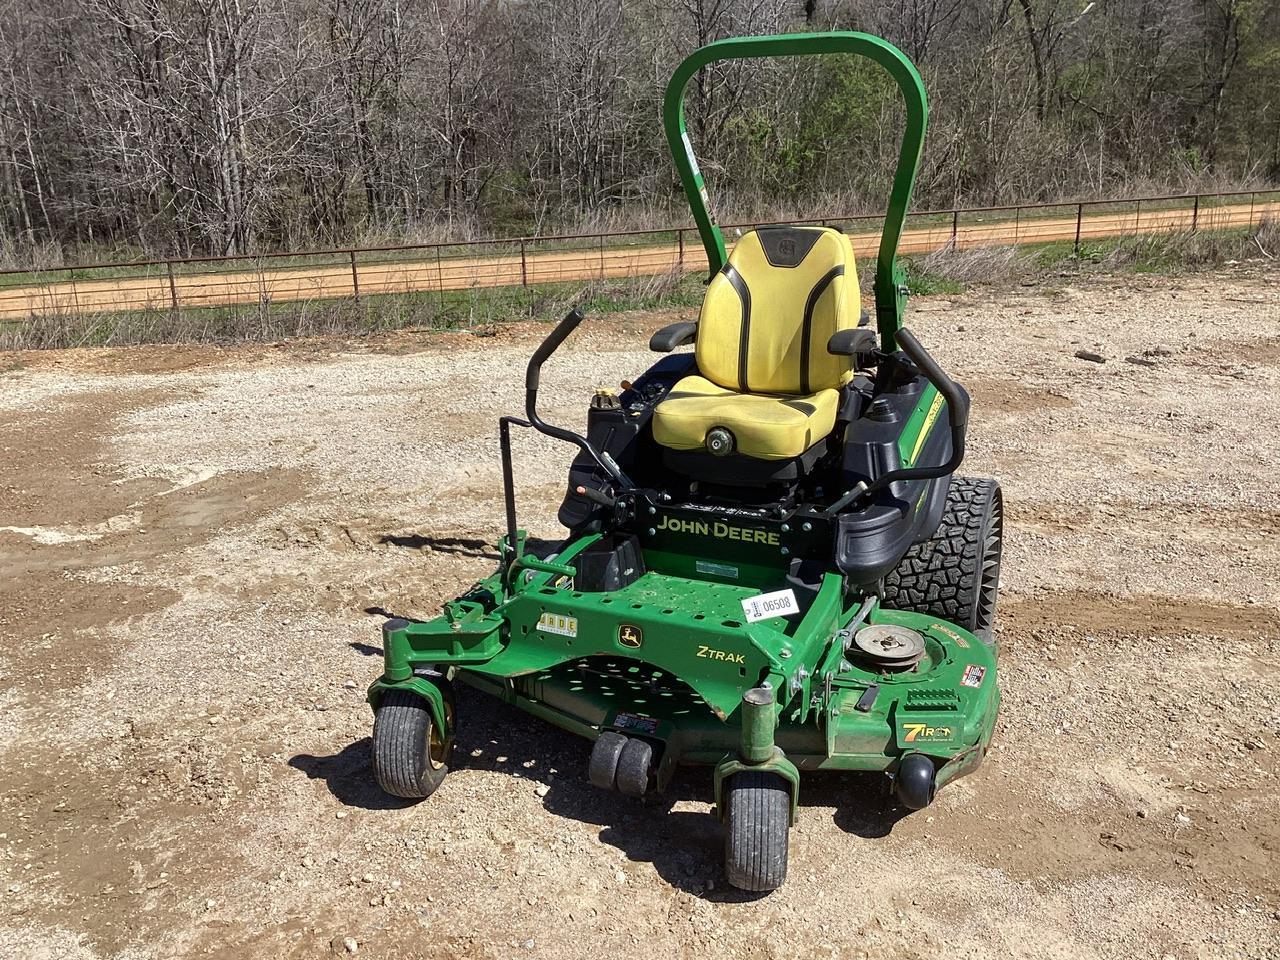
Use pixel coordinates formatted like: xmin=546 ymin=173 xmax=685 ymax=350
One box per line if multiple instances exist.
xmin=1 ymin=187 xmax=1277 ymax=345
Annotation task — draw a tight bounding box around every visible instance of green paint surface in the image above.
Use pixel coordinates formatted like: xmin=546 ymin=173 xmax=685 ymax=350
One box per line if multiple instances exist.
xmin=897 ymin=383 xmax=942 ymax=468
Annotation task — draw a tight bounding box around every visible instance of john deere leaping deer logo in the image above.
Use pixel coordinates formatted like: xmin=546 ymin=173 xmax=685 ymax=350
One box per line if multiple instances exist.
xmin=618 ymin=624 xmax=643 ymax=649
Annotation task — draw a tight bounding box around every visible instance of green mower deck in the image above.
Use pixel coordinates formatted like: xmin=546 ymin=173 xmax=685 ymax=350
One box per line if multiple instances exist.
xmin=370 ymin=537 xmax=999 ymax=798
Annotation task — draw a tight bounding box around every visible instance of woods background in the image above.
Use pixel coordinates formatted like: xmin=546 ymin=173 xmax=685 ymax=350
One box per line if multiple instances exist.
xmin=1 ymin=0 xmax=1277 ymax=265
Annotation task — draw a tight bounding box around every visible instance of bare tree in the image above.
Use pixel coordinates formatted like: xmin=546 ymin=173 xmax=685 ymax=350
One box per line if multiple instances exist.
xmin=0 ymin=0 xmax=1276 ymax=262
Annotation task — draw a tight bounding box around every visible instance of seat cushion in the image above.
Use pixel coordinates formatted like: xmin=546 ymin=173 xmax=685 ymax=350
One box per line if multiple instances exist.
xmin=652 ymin=375 xmax=839 ymax=461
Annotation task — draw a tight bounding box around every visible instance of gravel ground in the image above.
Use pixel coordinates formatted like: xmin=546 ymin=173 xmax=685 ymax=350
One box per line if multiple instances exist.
xmin=1 ymin=263 xmax=1278 ymax=960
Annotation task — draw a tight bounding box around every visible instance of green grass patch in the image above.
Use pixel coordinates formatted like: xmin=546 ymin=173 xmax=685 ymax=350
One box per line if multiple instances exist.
xmin=900 ymin=260 xmax=967 ymax=296
xmin=578 ymin=272 xmax=705 ymax=314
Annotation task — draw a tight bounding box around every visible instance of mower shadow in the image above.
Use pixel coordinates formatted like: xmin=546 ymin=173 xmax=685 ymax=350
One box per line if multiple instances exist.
xmin=449 ymin=685 xmax=914 ymax=897
xmin=802 ymin=774 xmax=913 ymax=839
xmin=289 ymin=738 xmax=417 ymax=811
xmin=450 ymin=686 xmax=758 ymax=901
xmin=292 ymin=683 xmax=915 ymax=896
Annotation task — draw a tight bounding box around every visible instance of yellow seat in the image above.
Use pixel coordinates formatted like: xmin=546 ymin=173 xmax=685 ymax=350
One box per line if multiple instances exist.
xmin=652 ymin=226 xmax=860 ymax=461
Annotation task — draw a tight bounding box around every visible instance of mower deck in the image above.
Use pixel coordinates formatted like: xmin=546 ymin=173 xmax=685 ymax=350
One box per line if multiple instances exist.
xmin=371 ymin=541 xmax=999 ymax=793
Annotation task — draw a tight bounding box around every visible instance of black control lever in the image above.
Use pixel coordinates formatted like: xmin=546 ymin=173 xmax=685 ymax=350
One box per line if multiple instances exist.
xmin=574 ymin=484 xmax=617 ymax=509
xmin=825 ymin=326 xmax=968 ymax=515
xmin=526 ymin=309 xmax=632 ymax=488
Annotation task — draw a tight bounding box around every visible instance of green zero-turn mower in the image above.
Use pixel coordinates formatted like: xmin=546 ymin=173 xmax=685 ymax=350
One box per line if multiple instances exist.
xmin=366 ymin=31 xmax=1003 ymax=892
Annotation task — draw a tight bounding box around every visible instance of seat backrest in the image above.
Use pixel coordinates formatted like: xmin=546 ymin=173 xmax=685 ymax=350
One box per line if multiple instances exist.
xmin=695 ymin=226 xmax=860 ymax=396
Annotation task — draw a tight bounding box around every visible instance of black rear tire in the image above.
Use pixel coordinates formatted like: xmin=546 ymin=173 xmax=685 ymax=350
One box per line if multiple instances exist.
xmin=881 ymin=476 xmax=1003 ymax=649
xmin=723 ymin=771 xmax=790 ymax=893
xmin=373 ymin=687 xmax=454 ymax=799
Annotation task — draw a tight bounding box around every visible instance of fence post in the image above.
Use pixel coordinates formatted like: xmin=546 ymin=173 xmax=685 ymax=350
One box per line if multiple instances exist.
xmin=599 ymin=235 xmax=605 ymax=280
xmin=1191 ymin=194 xmax=1200 ymax=233
xmin=257 ymin=260 xmax=269 ymax=331
xmin=520 ymin=240 xmax=528 ymax=286
xmin=951 ymin=209 xmax=958 ymax=245
xmin=1074 ymin=203 xmax=1083 ymax=254
xmin=167 ymin=259 xmax=179 ymax=315
xmin=349 ymin=250 xmax=360 ymax=302
xmin=435 ymin=246 xmax=445 ymax=319
xmin=677 ymin=229 xmax=685 ymax=270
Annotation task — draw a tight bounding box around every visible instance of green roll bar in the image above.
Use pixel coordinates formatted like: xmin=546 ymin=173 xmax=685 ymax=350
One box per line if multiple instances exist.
xmin=662 ymin=32 xmax=928 ymax=352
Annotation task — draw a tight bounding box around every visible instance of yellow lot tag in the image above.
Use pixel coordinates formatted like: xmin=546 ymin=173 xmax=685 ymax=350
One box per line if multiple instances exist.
xmin=537 ymin=612 xmax=578 ymax=638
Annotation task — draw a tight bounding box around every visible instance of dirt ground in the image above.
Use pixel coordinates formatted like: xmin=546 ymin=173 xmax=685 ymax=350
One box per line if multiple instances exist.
xmin=1 ymin=264 xmax=1278 ymax=960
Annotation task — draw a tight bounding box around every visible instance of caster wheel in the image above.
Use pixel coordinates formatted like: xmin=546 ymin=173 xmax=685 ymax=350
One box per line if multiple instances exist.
xmin=589 ymin=732 xmax=628 ymax=790
xmin=373 ymin=686 xmax=455 ymax=799
xmin=723 ymin=771 xmax=790 ymax=892
xmin=615 ymin=738 xmax=652 ymax=797
xmin=895 ymin=753 xmax=937 ymax=810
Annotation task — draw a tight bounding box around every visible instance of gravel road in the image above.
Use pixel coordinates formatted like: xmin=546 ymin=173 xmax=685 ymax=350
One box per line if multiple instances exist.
xmin=1 ymin=263 xmax=1278 ymax=959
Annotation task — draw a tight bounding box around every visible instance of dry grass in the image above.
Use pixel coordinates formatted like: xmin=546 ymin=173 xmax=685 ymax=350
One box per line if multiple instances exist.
xmin=916 ymin=243 xmax=1028 ymax=285
xmin=906 ymin=218 xmax=1280 ymax=292
xmin=4 ymin=216 xmax=1275 ymax=352
xmin=1101 ymin=217 xmax=1280 ymax=270
xmin=0 ymin=267 xmax=705 ymax=351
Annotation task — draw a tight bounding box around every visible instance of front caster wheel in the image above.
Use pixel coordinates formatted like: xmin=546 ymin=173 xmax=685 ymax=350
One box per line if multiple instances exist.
xmin=615 ymin=738 xmax=652 ymax=797
xmin=589 ymin=731 xmax=629 ymax=790
xmin=372 ymin=687 xmax=455 ymax=799
xmin=724 ymin=771 xmax=790 ymax=892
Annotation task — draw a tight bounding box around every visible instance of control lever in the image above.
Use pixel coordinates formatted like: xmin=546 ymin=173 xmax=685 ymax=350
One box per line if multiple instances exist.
xmin=525 ymin=309 xmax=633 ymax=489
xmin=574 ymin=485 xmax=617 ymax=509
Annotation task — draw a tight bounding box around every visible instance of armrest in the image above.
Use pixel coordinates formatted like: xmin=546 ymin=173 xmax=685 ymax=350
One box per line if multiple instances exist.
xmin=827 ymin=328 xmax=878 ymax=357
xmin=649 ymin=321 xmax=698 ymax=353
